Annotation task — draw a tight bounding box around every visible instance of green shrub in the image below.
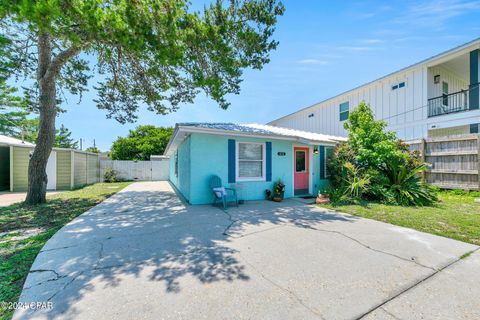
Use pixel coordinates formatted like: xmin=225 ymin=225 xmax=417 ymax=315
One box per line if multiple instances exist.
xmin=385 ymin=162 xmax=437 ymax=206
xmin=104 ymin=168 xmax=121 ymax=183
xmin=325 ymin=186 xmax=347 ymax=207
xmin=326 ymin=102 xmax=437 ymax=207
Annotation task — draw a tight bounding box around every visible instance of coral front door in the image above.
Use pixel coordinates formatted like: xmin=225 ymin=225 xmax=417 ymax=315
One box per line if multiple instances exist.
xmin=294 ymin=147 xmax=309 ymax=195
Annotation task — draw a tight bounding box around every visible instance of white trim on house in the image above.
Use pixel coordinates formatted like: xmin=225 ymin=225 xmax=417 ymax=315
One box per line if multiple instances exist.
xmin=235 ymin=141 xmax=267 ymax=182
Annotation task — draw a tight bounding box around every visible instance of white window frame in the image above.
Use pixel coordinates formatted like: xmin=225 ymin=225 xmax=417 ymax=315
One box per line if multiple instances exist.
xmin=236 ymin=141 xmax=266 ymax=182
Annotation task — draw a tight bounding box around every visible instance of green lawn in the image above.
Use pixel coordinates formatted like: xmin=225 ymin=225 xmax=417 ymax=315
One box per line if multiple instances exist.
xmin=0 ymin=182 xmax=131 ymax=320
xmin=320 ymin=191 xmax=480 ymax=246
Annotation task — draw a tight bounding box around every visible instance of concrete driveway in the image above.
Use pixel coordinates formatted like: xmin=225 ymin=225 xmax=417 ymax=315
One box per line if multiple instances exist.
xmin=14 ymin=182 xmax=480 ymax=320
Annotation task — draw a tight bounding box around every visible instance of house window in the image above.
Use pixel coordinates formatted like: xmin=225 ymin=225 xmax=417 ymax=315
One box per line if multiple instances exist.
xmin=470 ymin=123 xmax=479 ymax=134
xmin=236 ymin=142 xmax=265 ymax=181
xmin=295 ymin=150 xmax=306 ymax=172
xmin=325 ymin=147 xmax=334 ymax=178
xmin=174 ymin=150 xmax=178 ymax=176
xmin=392 ymin=81 xmax=406 ymax=90
xmin=442 ymin=81 xmax=449 ymax=106
xmin=339 ymin=102 xmax=349 ymax=121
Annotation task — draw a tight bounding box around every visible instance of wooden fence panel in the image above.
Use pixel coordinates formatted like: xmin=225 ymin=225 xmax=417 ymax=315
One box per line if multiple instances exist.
xmin=407 ymin=134 xmax=480 ymax=190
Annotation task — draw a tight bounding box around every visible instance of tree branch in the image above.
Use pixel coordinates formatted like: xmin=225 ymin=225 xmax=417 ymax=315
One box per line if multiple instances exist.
xmin=43 ymin=46 xmax=81 ymax=81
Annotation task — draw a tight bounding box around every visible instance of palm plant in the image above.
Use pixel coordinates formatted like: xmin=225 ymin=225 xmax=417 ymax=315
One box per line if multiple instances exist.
xmin=385 ymin=163 xmax=437 ymax=206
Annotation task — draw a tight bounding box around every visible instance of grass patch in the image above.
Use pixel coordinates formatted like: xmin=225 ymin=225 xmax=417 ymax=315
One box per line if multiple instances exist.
xmin=0 ymin=182 xmax=131 ymax=320
xmin=320 ymin=190 xmax=480 ymax=246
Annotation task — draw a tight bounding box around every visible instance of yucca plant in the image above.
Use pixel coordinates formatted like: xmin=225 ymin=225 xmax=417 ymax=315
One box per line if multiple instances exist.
xmin=386 ymin=163 xmax=437 ymax=206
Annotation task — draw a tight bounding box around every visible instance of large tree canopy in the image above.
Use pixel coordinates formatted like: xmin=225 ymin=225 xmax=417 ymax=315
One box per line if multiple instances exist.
xmin=110 ymin=125 xmax=173 ymax=160
xmin=0 ymin=0 xmax=284 ymax=204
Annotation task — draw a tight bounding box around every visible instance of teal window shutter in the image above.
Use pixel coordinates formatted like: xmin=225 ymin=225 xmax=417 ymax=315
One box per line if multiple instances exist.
xmin=266 ymin=142 xmax=272 ymax=181
xmin=228 ymin=139 xmax=236 ymax=183
xmin=470 ymin=123 xmax=479 ymax=134
xmin=319 ymin=146 xmax=325 ymax=179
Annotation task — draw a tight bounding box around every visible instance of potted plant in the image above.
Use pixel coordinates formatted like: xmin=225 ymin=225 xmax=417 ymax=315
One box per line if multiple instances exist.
xmin=316 ymin=191 xmax=330 ymax=204
xmin=272 ymin=179 xmax=285 ymax=202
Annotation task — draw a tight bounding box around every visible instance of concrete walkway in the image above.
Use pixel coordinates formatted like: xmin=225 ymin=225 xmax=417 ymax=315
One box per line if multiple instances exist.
xmin=14 ymin=182 xmax=480 ymax=320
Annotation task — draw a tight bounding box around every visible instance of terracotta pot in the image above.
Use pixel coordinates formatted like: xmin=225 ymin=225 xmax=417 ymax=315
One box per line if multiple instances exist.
xmin=272 ymin=196 xmax=283 ymax=202
xmin=316 ymin=196 xmax=330 ymax=204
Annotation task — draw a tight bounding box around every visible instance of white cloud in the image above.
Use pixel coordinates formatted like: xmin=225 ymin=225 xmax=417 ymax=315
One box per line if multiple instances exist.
xmin=338 ymin=46 xmax=376 ymax=52
xmin=360 ymin=39 xmax=383 ymax=44
xmin=297 ymin=59 xmax=329 ymax=65
xmin=397 ymin=0 xmax=480 ymax=27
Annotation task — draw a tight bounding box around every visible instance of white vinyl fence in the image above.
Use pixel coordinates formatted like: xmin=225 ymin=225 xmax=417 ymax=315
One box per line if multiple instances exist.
xmin=100 ymin=158 xmax=169 ymax=182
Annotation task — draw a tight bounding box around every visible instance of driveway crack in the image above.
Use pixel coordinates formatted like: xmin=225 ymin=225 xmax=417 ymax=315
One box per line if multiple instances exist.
xmin=309 ymin=227 xmax=436 ymax=271
xmin=356 ymin=247 xmax=480 ymax=319
xmin=220 ymin=209 xmax=238 ymax=235
xmin=47 ymin=271 xmax=84 ymax=302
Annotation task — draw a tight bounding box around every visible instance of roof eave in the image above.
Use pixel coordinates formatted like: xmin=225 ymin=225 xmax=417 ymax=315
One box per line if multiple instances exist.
xmin=164 ymin=125 xmax=342 ymax=155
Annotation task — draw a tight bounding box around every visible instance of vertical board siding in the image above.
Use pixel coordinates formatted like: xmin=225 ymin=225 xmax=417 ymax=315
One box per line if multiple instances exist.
xmin=86 ymin=154 xmax=99 ymax=184
xmin=56 ymin=150 xmax=71 ymax=190
xmin=269 ymin=53 xmax=479 ymax=143
xmin=12 ymin=147 xmax=30 ymax=192
xmin=74 ymin=152 xmax=87 ymax=188
xmin=270 ymin=65 xmax=429 ymax=141
xmin=427 ymin=65 xmax=468 ymax=99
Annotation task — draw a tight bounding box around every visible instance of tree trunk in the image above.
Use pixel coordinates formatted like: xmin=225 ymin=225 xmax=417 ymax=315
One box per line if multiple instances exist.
xmin=25 ymin=33 xmax=57 ymax=205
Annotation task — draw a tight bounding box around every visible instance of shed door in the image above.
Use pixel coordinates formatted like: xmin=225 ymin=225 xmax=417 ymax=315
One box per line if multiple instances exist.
xmin=46 ymin=151 xmax=57 ymax=190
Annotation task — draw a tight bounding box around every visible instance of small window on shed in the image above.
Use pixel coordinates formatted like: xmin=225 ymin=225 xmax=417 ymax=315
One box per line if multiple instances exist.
xmin=339 ymin=102 xmax=349 ymax=121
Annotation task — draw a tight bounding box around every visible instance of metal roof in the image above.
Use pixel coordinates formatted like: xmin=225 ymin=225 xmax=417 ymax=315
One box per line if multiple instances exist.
xmin=0 ymin=134 xmax=35 ymax=147
xmin=164 ymin=122 xmax=345 ymax=155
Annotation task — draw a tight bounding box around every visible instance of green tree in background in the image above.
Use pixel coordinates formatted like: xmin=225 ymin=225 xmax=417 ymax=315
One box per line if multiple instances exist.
xmin=110 ymin=126 xmax=173 ymax=161
xmin=85 ymin=146 xmax=100 ymax=153
xmin=54 ymin=124 xmax=78 ymax=149
xmin=0 ymin=0 xmax=285 ymax=204
xmin=0 ymin=81 xmax=39 ymax=142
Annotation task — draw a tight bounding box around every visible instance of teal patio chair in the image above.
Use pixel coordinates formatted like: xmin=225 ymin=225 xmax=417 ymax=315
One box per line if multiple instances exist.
xmin=209 ymin=175 xmax=238 ymax=209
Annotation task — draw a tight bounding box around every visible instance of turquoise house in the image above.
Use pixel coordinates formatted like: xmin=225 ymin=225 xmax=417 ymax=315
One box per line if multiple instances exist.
xmin=164 ymin=123 xmax=345 ymax=205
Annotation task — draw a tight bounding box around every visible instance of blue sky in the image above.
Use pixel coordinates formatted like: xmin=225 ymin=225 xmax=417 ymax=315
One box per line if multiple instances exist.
xmin=51 ymin=1 xmax=480 ymax=150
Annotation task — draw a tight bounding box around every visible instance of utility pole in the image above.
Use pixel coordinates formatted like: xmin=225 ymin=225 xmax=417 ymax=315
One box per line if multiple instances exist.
xmin=79 ymin=138 xmax=82 ymax=150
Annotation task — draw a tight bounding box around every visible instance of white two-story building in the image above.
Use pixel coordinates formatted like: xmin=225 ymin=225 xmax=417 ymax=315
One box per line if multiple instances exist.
xmin=269 ymin=38 xmax=480 ymax=140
